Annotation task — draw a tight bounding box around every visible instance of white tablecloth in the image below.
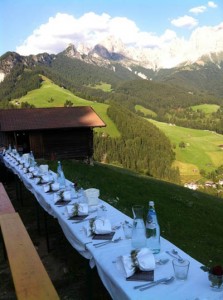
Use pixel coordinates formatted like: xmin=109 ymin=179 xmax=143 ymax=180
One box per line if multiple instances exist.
xmin=3 ymin=154 xmax=223 ymax=300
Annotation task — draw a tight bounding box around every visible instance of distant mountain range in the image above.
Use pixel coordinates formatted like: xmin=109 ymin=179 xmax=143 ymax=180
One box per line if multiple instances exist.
xmin=1 ymin=39 xmax=223 ymax=98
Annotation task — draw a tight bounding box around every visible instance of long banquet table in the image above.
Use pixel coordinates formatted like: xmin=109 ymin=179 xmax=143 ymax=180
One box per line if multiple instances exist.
xmin=3 ymin=154 xmax=223 ymax=300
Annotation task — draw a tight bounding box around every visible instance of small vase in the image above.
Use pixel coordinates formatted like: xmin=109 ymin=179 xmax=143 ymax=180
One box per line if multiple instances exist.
xmin=208 ymin=272 xmax=223 ymax=291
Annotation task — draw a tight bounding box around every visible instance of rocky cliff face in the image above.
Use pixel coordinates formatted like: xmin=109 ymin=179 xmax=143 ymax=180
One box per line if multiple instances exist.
xmin=0 ymin=52 xmax=55 ymax=82
xmin=1 ymin=42 xmax=223 ymax=83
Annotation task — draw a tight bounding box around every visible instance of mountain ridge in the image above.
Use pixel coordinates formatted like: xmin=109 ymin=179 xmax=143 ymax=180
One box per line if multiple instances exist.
xmin=1 ymin=43 xmax=223 ymax=99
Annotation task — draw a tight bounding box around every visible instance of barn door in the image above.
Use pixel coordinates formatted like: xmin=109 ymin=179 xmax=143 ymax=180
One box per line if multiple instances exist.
xmin=29 ymin=132 xmax=44 ymax=158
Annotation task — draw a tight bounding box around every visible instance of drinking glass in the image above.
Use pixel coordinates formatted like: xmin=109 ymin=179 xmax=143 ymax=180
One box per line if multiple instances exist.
xmin=131 ymin=205 xmax=146 ymax=248
xmin=172 ymin=259 xmax=190 ymax=280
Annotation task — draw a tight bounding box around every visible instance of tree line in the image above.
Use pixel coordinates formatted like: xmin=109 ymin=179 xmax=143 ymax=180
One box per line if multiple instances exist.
xmin=93 ymin=102 xmax=181 ymax=183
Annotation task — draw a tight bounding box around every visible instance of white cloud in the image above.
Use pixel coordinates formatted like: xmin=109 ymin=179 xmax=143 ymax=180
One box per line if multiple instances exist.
xmin=15 ymin=11 xmax=223 ymax=69
xmin=171 ymin=15 xmax=198 ymax=28
xmin=189 ymin=6 xmax=206 ymax=14
xmin=16 ymin=12 xmax=178 ymax=54
xmin=16 ymin=12 xmax=112 ymax=55
xmin=208 ymin=1 xmax=217 ymax=8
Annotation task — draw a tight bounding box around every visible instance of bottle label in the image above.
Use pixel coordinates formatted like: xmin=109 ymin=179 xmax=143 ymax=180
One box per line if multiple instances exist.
xmin=147 ymin=223 xmax=156 ymax=230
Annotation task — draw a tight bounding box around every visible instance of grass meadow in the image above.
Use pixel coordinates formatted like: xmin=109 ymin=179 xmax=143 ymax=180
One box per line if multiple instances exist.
xmin=148 ymin=119 xmax=223 ymax=182
xmin=135 ymin=104 xmax=157 ymax=117
xmin=191 ymin=104 xmax=220 ymax=114
xmin=12 ymin=76 xmax=120 ymax=138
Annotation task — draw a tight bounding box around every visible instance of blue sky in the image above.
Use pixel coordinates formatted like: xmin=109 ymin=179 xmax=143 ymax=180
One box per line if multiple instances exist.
xmin=0 ymin=0 xmax=222 ymax=56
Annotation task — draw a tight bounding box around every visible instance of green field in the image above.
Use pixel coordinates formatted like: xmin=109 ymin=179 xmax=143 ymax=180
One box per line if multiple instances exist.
xmin=12 ymin=76 xmax=120 ymax=138
xmin=191 ymin=104 xmax=220 ymax=114
xmin=148 ymin=119 xmax=223 ymax=182
xmin=87 ymin=82 xmax=112 ymax=92
xmin=135 ymin=104 xmax=157 ymax=117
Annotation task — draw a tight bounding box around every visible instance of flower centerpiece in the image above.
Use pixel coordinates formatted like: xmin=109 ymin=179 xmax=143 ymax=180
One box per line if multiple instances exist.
xmin=201 ymin=264 xmax=223 ymax=291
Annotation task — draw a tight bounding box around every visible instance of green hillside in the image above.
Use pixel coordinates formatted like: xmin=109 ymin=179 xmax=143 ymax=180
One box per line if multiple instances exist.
xmin=148 ymin=119 xmax=223 ymax=182
xmin=135 ymin=104 xmax=157 ymax=117
xmin=11 ymin=76 xmax=120 ymax=138
xmin=191 ymin=104 xmax=220 ymax=114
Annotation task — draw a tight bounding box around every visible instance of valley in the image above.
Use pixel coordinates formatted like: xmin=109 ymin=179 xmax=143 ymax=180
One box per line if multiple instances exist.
xmin=9 ymin=76 xmax=223 ymax=188
xmin=1 ymin=48 xmax=223 ymax=192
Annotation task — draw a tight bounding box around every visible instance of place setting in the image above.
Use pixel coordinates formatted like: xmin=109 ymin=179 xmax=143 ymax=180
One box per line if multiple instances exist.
xmin=53 ymin=189 xmax=72 ymax=206
xmin=65 ymin=202 xmax=89 ymax=221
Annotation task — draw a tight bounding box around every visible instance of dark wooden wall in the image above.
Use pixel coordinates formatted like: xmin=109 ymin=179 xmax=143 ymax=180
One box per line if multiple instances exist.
xmin=41 ymin=128 xmax=93 ymax=160
xmin=1 ymin=128 xmax=94 ymax=161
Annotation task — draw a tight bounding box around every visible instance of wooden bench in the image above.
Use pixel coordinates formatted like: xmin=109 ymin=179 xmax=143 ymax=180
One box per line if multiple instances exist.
xmin=0 ymin=183 xmax=59 ymax=300
xmin=0 ymin=182 xmax=15 ymax=215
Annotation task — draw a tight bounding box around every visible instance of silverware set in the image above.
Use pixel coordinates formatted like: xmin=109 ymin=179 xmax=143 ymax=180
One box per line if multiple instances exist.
xmin=93 ymin=237 xmax=122 ymax=248
xmin=134 ymin=276 xmax=175 ymax=291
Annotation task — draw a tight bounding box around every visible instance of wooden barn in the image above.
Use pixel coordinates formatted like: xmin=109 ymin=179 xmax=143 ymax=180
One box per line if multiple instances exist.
xmin=0 ymin=107 xmax=106 ymax=160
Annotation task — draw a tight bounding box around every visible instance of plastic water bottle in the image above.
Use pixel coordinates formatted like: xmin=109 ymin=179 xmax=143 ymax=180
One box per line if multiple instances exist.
xmin=57 ymin=161 xmax=66 ymax=188
xmin=146 ymin=201 xmax=160 ymax=253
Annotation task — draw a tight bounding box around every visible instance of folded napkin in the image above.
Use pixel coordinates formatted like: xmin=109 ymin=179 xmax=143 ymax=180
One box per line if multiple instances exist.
xmin=84 ymin=217 xmax=112 ymax=237
xmin=27 ymin=172 xmax=33 ymax=179
xmin=53 ymin=191 xmax=71 ymax=203
xmin=34 ymin=177 xmax=41 ymax=184
xmin=29 ymin=167 xmax=35 ymax=173
xmin=43 ymin=184 xmax=51 ymax=193
xmin=41 ymin=175 xmax=50 ymax=183
xmin=117 ymin=248 xmax=155 ymax=278
xmin=63 ymin=191 xmax=71 ymax=201
xmin=51 ymin=182 xmax=60 ymax=191
xmin=32 ymin=170 xmax=39 ymax=177
xmin=39 ymin=164 xmax=49 ymax=174
xmin=23 ymin=167 xmax=28 ymax=173
xmin=65 ymin=203 xmax=88 ymax=218
xmin=22 ymin=153 xmax=29 ymax=161
xmin=24 ymin=162 xmax=30 ymax=168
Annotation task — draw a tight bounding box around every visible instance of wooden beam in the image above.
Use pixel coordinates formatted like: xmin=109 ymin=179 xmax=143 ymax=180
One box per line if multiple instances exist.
xmin=0 ymin=213 xmax=59 ymax=300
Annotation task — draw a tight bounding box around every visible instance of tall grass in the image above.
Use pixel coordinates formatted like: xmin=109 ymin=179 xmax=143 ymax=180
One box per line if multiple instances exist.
xmin=48 ymin=159 xmax=223 ymax=266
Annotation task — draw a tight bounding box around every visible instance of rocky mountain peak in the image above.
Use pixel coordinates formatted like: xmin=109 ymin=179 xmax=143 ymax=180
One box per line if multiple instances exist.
xmin=62 ymin=43 xmax=83 ymax=60
xmin=90 ymin=44 xmax=112 ymax=60
xmin=0 ymin=52 xmax=23 ymax=77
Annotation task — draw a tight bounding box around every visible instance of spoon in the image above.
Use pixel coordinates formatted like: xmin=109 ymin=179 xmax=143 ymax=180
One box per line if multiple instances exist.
xmin=166 ymin=250 xmax=184 ymax=262
xmin=156 ymin=258 xmax=169 ymax=265
xmin=112 ymin=225 xmax=121 ymax=230
xmin=139 ymin=276 xmax=174 ymax=291
xmin=172 ymin=249 xmax=184 ymax=262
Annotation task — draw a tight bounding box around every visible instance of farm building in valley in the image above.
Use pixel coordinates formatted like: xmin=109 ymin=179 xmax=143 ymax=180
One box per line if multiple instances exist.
xmin=0 ymin=107 xmax=106 ymax=160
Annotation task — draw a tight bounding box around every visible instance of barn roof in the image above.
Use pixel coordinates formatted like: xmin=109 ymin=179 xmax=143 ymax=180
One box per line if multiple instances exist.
xmin=0 ymin=107 xmax=106 ymax=131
